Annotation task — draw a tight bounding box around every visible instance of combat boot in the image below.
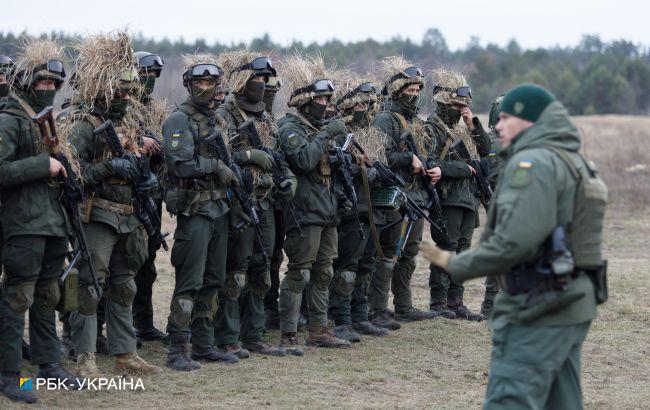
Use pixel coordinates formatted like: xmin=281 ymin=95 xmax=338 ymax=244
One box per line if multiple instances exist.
xmin=480 ymin=299 xmax=494 ymax=317
xmin=136 ymin=327 xmax=170 ymax=345
xmin=369 ymin=308 xmax=401 ymax=330
xmin=115 ymin=352 xmax=162 ymax=374
xmin=448 ymin=303 xmax=485 ymax=322
xmin=333 ymin=325 xmax=361 ymax=343
xmin=217 ymin=343 xmax=250 ymax=359
xmin=279 ymin=332 xmax=304 ymax=356
xmin=352 ymin=321 xmax=389 ymax=336
xmin=241 ymin=340 xmax=286 ymax=356
xmin=395 ymin=307 xmax=440 ymax=323
xmin=191 ymin=345 xmax=239 ymax=364
xmin=166 ymin=334 xmax=201 ymax=371
xmin=76 ymin=352 xmax=103 ymax=379
xmin=429 ymin=303 xmax=457 ymax=319
xmin=0 ymin=372 xmax=37 ymax=403
xmin=306 ymin=326 xmax=351 ymax=349
xmin=37 ymin=363 xmax=81 ymax=389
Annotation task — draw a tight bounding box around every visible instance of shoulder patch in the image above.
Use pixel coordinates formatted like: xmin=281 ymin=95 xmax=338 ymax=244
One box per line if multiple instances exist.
xmin=518 ymin=160 xmax=533 ymax=169
xmin=510 ymin=167 xmax=533 ymax=188
xmin=170 ymin=130 xmax=182 ymax=149
xmin=287 ymin=133 xmax=299 ymax=148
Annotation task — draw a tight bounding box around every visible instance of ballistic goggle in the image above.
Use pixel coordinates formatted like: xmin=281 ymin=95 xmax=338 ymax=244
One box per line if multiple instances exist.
xmin=388 ymin=66 xmax=424 ymax=84
xmin=138 ymin=54 xmax=164 ymax=73
xmin=185 ymin=64 xmax=223 ymax=78
xmin=236 ymin=56 xmax=277 ymax=76
xmin=291 ymin=78 xmax=335 ymax=99
xmin=32 ymin=59 xmax=66 ymax=79
xmin=434 ymin=85 xmax=472 ymax=98
xmin=0 ymin=55 xmax=14 ymax=74
xmin=340 ymin=82 xmax=377 ymax=102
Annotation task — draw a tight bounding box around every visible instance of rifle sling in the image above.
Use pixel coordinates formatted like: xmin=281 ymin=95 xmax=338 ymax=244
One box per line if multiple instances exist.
xmin=360 ymin=162 xmax=384 ymax=259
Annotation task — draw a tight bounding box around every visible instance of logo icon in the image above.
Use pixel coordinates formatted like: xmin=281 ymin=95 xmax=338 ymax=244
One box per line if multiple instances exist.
xmin=514 ymin=101 xmax=525 ymax=114
xmin=19 ymin=377 xmax=33 ymax=391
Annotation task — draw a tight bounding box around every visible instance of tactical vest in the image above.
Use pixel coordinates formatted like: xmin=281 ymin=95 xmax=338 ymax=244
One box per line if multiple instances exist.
xmin=546 ymin=147 xmax=608 ymax=269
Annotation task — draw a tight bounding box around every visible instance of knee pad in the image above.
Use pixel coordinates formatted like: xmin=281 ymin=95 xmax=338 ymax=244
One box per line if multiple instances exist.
xmin=34 ymin=278 xmax=61 ymax=312
xmin=332 ymin=270 xmax=356 ymax=296
xmin=311 ymin=265 xmax=334 ymax=289
xmin=248 ymin=271 xmax=271 ymax=299
xmin=169 ymin=296 xmax=194 ymax=328
xmin=222 ymin=272 xmax=246 ymax=301
xmin=2 ymin=282 xmax=35 ymax=314
xmin=77 ymin=283 xmax=101 ymax=315
xmin=376 ymin=259 xmax=395 ymax=283
xmin=107 ymin=279 xmax=137 ymax=307
xmin=285 ymin=269 xmax=310 ymax=293
xmin=194 ymin=289 xmax=218 ymax=320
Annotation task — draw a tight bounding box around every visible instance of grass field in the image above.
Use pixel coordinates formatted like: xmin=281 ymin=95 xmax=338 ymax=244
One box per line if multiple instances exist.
xmin=5 ymin=115 xmax=649 ymax=409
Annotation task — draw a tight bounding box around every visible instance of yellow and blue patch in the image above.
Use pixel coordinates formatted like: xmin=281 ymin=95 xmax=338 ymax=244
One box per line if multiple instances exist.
xmin=171 ymin=130 xmax=182 ymax=149
xmin=19 ymin=377 xmax=32 ymax=391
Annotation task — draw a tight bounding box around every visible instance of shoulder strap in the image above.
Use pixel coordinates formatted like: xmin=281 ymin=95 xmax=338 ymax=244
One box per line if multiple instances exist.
xmin=390 ymin=111 xmax=409 ymax=132
xmin=439 ymin=139 xmax=453 ymax=161
xmin=294 ymin=112 xmax=319 ymax=132
xmin=543 ymin=146 xmax=582 ymax=182
xmin=232 ymin=100 xmax=249 ymax=122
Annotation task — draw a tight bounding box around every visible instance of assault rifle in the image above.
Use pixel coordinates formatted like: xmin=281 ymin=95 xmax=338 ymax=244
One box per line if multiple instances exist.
xmin=203 ymin=128 xmax=269 ymax=264
xmin=330 ymin=133 xmax=364 ymax=238
xmin=450 ymin=139 xmax=492 ymax=210
xmin=93 ymin=120 xmax=168 ymax=251
xmin=237 ymin=120 xmax=302 ymax=236
xmin=33 ymin=106 xmax=101 ymax=298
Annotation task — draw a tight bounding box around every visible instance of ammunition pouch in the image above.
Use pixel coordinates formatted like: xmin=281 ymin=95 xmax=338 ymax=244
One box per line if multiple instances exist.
xmin=582 ymin=261 xmax=608 ymax=304
xmin=165 ymin=180 xmax=227 ymax=216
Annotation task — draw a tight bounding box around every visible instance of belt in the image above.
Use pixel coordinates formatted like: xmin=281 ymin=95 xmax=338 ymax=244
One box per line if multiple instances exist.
xmin=106 ymin=177 xmax=130 ymax=185
xmin=198 ymin=190 xmax=227 ymax=202
xmin=505 ymin=268 xmax=584 ymax=296
xmin=91 ymin=197 xmax=134 ymax=215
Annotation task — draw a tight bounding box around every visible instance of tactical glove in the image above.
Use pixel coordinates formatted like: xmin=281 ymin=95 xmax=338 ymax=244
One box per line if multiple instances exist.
xmin=248 ymin=149 xmax=274 ymax=172
xmin=136 ymin=172 xmax=160 ymax=197
xmin=109 ymin=157 xmax=137 ymax=181
xmin=324 ymin=119 xmax=347 ymax=139
xmin=275 ymin=178 xmax=297 ymax=201
xmin=215 ymin=160 xmax=239 ymax=188
xmin=229 ymin=202 xmax=252 ymax=232
xmin=340 ymin=200 xmax=353 ymax=213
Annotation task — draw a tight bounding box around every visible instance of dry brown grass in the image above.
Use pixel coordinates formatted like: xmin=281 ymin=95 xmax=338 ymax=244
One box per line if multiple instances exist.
xmin=7 ymin=115 xmax=649 ymax=409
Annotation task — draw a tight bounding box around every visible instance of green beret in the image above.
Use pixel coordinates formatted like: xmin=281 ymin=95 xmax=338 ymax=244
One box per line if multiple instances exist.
xmin=500 ymin=83 xmax=555 ymax=122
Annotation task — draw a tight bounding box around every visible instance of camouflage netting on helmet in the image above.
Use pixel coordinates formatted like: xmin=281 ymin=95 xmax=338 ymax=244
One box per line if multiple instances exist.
xmin=431 ymin=67 xmax=471 ymax=106
xmin=379 ymin=56 xmax=424 ymax=98
xmin=353 ymin=126 xmax=388 ymax=163
xmin=70 ymin=29 xmax=139 ymax=111
xmin=217 ymin=49 xmax=269 ymax=94
xmin=280 ymin=53 xmax=333 ymax=108
xmin=11 ymin=38 xmax=66 ymax=89
xmin=336 ymin=72 xmax=380 ymax=112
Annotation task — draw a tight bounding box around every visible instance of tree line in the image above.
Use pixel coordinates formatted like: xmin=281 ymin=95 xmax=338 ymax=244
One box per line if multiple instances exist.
xmin=1 ymin=29 xmax=649 ymax=114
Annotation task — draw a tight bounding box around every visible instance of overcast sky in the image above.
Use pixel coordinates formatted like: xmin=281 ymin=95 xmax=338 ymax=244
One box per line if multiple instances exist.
xmin=3 ymin=0 xmax=648 ymax=50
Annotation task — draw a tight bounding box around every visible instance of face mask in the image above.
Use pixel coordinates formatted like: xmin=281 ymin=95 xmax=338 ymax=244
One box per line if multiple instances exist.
xmin=139 ymin=75 xmax=156 ymax=97
xmin=190 ymin=83 xmax=216 ymax=106
xmin=352 ymin=109 xmax=371 ymax=126
xmin=108 ymin=97 xmax=130 ymax=120
xmin=305 ymin=99 xmax=327 ymax=121
xmin=244 ymin=80 xmax=265 ymax=104
xmin=396 ymin=92 xmax=419 ymax=117
xmin=0 ymin=83 xmax=9 ymax=98
xmin=263 ymin=90 xmax=276 ymax=113
xmin=437 ymin=104 xmax=462 ymax=127
xmin=29 ymin=89 xmax=57 ymax=113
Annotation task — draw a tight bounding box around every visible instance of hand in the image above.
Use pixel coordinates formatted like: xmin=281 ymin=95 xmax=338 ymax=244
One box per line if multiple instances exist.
xmin=141 ymin=136 xmax=161 ymax=155
xmin=49 ymin=157 xmax=67 ymax=178
xmin=109 ymin=157 xmax=137 ymax=180
xmin=412 ymin=154 xmax=423 ymax=174
xmin=276 ymin=178 xmax=297 ymax=201
xmin=418 ymin=242 xmax=453 ymax=270
xmin=425 ymin=166 xmax=442 ymax=183
xmin=216 ymin=161 xmax=239 ymax=187
xmin=229 ymin=203 xmax=252 ymax=232
xmin=340 ymin=200 xmax=353 ymax=213
xmin=468 ymin=164 xmax=477 ymax=175
xmin=248 ymin=149 xmax=274 ymax=172
xmin=324 ymin=119 xmax=347 ymax=139
xmin=136 ymin=172 xmax=159 ymax=196
xmin=460 ymin=107 xmax=474 ymax=129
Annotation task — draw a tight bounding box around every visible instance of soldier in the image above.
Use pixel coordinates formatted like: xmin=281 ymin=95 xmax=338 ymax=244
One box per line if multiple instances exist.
xmin=130 ymin=51 xmax=169 ymax=344
xmin=276 ymin=54 xmax=352 ymax=355
xmin=213 ymin=53 xmax=294 ymax=357
xmin=0 ymin=39 xmax=79 ymax=404
xmin=68 ymin=31 xmax=161 ymax=377
xmin=162 ymin=56 xmax=240 ymax=371
xmin=328 ymin=78 xmax=389 ymax=341
xmin=480 ymin=93 xmax=505 ymax=318
xmin=426 ymin=69 xmax=490 ymax=321
xmin=368 ymin=57 xmax=439 ymax=326
xmin=423 ymin=83 xmax=607 ymax=409
xmin=0 ymin=55 xmax=12 ymax=98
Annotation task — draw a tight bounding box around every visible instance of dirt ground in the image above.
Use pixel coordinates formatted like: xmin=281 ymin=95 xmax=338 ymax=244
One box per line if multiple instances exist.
xmin=5 ymin=116 xmax=650 ymax=409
